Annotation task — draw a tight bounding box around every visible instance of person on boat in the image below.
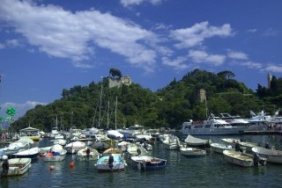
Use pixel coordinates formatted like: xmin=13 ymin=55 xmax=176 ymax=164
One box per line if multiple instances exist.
xmin=235 ymin=141 xmax=243 ymax=152
xmin=86 ymin=147 xmax=90 ymax=159
xmin=253 ymin=153 xmax=259 ymax=167
xmin=108 ymin=153 xmax=114 ymax=170
xmin=265 ymin=143 xmax=271 ymax=149
xmin=1 ymin=155 xmax=9 ymax=176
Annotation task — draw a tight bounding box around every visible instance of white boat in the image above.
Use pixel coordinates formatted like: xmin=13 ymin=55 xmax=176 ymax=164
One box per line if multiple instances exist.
xmin=53 ymin=138 xmax=67 ymax=146
xmin=210 ymin=143 xmax=232 ymax=154
xmin=180 ymin=146 xmax=206 ymax=157
xmin=161 ymin=134 xmax=180 ymax=150
xmin=95 ymin=153 xmax=126 ymax=172
xmin=77 ymin=147 xmax=100 ymax=161
xmin=130 ymin=155 xmax=167 ymax=170
xmin=223 ymin=150 xmax=266 ymax=167
xmin=1 ymin=158 xmax=32 ymax=176
xmin=181 ymin=114 xmax=244 ymax=135
xmin=42 ymin=144 xmax=67 ymax=162
xmin=252 ymin=146 xmax=282 ymax=164
xmin=239 ymin=141 xmax=258 ymax=152
xmin=12 ymin=147 xmax=40 ymax=160
xmin=221 ymin=138 xmax=240 ymax=144
xmin=184 ymin=135 xmax=209 ymax=147
xmin=65 ymin=141 xmax=86 ymax=154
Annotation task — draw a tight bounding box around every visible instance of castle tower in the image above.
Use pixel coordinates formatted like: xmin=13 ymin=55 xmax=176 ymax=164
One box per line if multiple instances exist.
xmin=199 ymin=89 xmax=206 ymax=103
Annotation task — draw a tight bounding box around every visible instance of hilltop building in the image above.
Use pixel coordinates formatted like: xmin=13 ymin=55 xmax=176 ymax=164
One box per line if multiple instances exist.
xmin=108 ymin=76 xmax=132 ymax=88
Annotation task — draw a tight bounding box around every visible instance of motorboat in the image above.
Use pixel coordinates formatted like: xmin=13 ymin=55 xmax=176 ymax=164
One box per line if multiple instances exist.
xmin=65 ymin=141 xmax=86 ymax=154
xmin=184 ymin=135 xmax=209 ymax=147
xmin=1 ymin=158 xmax=32 ymax=176
xmin=223 ymin=150 xmax=266 ymax=167
xmin=210 ymin=143 xmax=232 ymax=154
xmin=180 ymin=146 xmax=206 ymax=157
xmin=11 ymin=147 xmax=40 ymax=160
xmin=77 ymin=147 xmax=100 ymax=161
xmin=95 ymin=153 xmax=126 ymax=172
xmin=252 ymin=146 xmax=282 ymax=164
xmin=130 ymin=155 xmax=167 ymax=170
xmin=161 ymin=134 xmax=180 ymax=150
xmin=42 ymin=144 xmax=67 ymax=162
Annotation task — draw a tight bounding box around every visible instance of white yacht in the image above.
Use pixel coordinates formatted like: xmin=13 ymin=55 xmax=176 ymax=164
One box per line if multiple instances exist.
xmin=181 ymin=114 xmax=245 ymax=135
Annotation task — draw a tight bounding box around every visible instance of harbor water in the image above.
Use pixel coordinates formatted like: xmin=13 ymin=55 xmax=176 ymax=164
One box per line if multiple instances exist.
xmin=1 ymin=135 xmax=282 ymax=188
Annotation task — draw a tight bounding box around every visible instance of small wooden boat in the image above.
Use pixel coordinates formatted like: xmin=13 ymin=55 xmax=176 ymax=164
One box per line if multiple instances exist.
xmin=210 ymin=143 xmax=232 ymax=154
xmin=180 ymin=146 xmax=206 ymax=157
xmin=130 ymin=155 xmax=167 ymax=170
xmin=77 ymin=147 xmax=100 ymax=161
xmin=252 ymin=146 xmax=282 ymax=164
xmin=1 ymin=158 xmax=32 ymax=176
xmin=184 ymin=135 xmax=209 ymax=147
xmin=223 ymin=150 xmax=266 ymax=167
xmin=95 ymin=154 xmax=126 ymax=172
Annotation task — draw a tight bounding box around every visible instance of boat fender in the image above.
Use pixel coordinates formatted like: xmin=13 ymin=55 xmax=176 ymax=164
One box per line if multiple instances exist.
xmin=69 ymin=161 xmax=75 ymax=169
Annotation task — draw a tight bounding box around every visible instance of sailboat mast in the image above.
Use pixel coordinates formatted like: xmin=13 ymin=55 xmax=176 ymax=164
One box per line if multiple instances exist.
xmin=115 ymin=96 xmax=118 ymax=130
xmin=98 ymin=83 xmax=103 ymax=128
xmin=107 ymin=101 xmax=110 ymax=129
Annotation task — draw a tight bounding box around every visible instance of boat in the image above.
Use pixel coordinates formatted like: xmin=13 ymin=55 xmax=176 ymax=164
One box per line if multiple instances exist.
xmin=1 ymin=158 xmax=32 ymax=176
xmin=130 ymin=155 xmax=167 ymax=170
xmin=239 ymin=141 xmax=258 ymax=153
xmin=95 ymin=153 xmax=126 ymax=172
xmin=180 ymin=146 xmax=206 ymax=157
xmin=11 ymin=147 xmax=40 ymax=160
xmin=184 ymin=135 xmax=209 ymax=147
xmin=210 ymin=143 xmax=232 ymax=154
xmin=221 ymin=138 xmax=240 ymax=144
xmin=161 ymin=134 xmax=180 ymax=150
xmin=223 ymin=150 xmax=266 ymax=167
xmin=65 ymin=141 xmax=86 ymax=154
xmin=77 ymin=147 xmax=100 ymax=161
xmin=181 ymin=114 xmax=245 ymax=136
xmin=42 ymin=144 xmax=67 ymax=162
xmin=252 ymin=146 xmax=282 ymax=164
xmin=19 ymin=126 xmax=41 ymax=142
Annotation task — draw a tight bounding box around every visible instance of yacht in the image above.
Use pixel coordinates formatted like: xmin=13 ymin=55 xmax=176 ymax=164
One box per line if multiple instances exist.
xmin=181 ymin=114 xmax=245 ymax=136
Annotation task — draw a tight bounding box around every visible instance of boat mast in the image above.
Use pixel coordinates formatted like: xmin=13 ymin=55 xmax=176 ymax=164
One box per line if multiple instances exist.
xmin=107 ymin=100 xmax=110 ymax=129
xmin=98 ymin=82 xmax=103 ymax=128
xmin=115 ymin=96 xmax=118 ymax=130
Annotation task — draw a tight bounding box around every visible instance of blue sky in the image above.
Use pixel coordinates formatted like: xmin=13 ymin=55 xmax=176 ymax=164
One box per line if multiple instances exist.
xmin=0 ymin=0 xmax=282 ymax=118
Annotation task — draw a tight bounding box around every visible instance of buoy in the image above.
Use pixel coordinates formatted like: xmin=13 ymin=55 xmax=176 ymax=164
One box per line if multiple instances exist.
xmin=69 ymin=161 xmax=75 ymax=169
xmin=49 ymin=165 xmax=55 ymax=171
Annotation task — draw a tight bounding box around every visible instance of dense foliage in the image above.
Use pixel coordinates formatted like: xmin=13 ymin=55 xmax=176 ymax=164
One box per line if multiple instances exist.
xmin=12 ymin=69 xmax=281 ymax=131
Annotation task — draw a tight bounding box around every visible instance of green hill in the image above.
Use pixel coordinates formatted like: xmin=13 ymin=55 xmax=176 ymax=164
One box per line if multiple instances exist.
xmin=12 ymin=69 xmax=281 ymax=131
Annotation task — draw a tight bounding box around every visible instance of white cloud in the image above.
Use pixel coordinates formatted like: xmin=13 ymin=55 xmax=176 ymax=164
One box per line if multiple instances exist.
xmin=0 ymin=43 xmax=4 ymax=49
xmin=238 ymin=61 xmax=263 ymax=70
xmin=265 ymin=64 xmax=282 ymax=73
xmin=188 ymin=50 xmax=226 ymax=66
xmin=247 ymin=28 xmax=257 ymax=33
xmin=162 ymin=56 xmax=188 ymax=70
xmin=0 ymin=0 xmax=158 ymax=69
xmin=0 ymin=39 xmax=22 ymax=49
xmin=0 ymin=101 xmax=46 ymax=119
xmin=120 ymin=0 xmax=163 ymax=7
xmin=170 ymin=21 xmax=233 ymax=48
xmin=227 ymin=51 xmax=248 ymax=60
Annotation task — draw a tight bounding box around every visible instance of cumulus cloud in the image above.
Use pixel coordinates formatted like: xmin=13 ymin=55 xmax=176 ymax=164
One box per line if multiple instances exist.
xmin=170 ymin=21 xmax=233 ymax=48
xmin=0 ymin=0 xmax=158 ymax=69
xmin=0 ymin=101 xmax=46 ymax=119
xmin=120 ymin=0 xmax=163 ymax=7
xmin=188 ymin=50 xmax=226 ymax=66
xmin=0 ymin=39 xmax=22 ymax=49
xmin=162 ymin=56 xmax=189 ymax=70
xmin=227 ymin=50 xmax=248 ymax=60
